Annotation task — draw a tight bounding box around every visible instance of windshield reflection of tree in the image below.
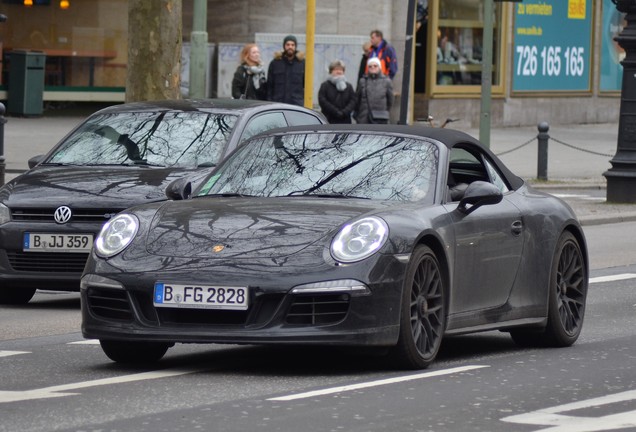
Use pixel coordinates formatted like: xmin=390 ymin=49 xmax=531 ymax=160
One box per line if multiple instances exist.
xmin=209 ymin=133 xmax=438 ymax=202
xmin=49 ymin=112 xmax=237 ymax=168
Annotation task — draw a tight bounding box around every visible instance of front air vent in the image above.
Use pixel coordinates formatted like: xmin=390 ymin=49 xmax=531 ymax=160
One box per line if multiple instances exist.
xmin=285 ymin=294 xmax=350 ymax=325
xmin=87 ymin=288 xmax=133 ymax=321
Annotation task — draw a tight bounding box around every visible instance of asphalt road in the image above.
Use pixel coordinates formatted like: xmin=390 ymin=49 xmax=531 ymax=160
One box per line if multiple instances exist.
xmin=1 ymin=222 xmax=635 ymax=432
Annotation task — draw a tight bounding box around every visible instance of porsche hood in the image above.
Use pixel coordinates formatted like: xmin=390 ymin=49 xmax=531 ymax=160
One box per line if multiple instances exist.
xmin=143 ymin=197 xmax=387 ymax=259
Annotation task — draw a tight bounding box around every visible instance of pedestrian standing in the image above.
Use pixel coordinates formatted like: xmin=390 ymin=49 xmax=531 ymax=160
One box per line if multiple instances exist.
xmin=267 ymin=35 xmax=305 ymax=106
xmin=231 ymin=43 xmax=268 ymax=100
xmin=318 ymin=60 xmax=356 ymax=124
xmin=356 ymin=57 xmax=394 ymax=124
xmin=357 ymin=40 xmax=372 ymax=88
xmin=369 ymin=29 xmax=398 ymax=80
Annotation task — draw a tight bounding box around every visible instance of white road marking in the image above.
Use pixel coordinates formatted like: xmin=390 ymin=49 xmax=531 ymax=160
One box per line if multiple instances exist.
xmin=589 ymin=273 xmax=636 ymax=284
xmin=0 ymin=367 xmax=202 ymax=404
xmin=267 ymin=365 xmax=489 ymax=401
xmin=501 ymin=389 xmax=636 ymax=431
xmin=0 ymin=351 xmax=30 ymax=358
xmin=553 ymin=193 xmax=605 ymax=202
xmin=67 ymin=339 xmax=100 ymax=345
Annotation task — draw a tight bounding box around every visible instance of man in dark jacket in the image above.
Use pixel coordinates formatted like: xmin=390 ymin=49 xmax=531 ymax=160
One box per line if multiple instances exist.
xmin=267 ymin=35 xmax=305 ymax=106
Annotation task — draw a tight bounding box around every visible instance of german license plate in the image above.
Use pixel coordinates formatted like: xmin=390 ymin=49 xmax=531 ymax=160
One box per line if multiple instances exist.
xmin=23 ymin=232 xmax=94 ymax=253
xmin=153 ymin=283 xmax=249 ymax=310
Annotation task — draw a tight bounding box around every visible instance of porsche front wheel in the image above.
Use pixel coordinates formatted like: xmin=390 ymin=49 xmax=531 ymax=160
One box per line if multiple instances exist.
xmin=391 ymin=245 xmax=446 ymax=369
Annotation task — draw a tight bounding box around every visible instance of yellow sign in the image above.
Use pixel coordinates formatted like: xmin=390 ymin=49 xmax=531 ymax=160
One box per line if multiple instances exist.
xmin=568 ymin=0 xmax=586 ymax=19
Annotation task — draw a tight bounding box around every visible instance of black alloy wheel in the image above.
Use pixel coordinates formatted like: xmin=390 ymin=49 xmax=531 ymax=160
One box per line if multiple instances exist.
xmin=511 ymin=231 xmax=587 ymax=347
xmin=391 ymin=245 xmax=446 ymax=369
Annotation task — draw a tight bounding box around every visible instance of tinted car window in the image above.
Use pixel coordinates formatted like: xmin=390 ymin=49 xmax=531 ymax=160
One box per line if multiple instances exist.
xmin=47 ymin=111 xmax=238 ymax=168
xmin=284 ymin=110 xmax=323 ymax=126
xmin=483 ymin=157 xmax=510 ymax=192
xmin=198 ymin=132 xmax=438 ymax=202
xmin=239 ymin=112 xmax=287 ymax=143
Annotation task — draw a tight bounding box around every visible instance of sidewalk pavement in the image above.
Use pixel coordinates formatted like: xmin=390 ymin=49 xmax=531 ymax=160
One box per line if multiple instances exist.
xmin=2 ymin=108 xmax=636 ymax=226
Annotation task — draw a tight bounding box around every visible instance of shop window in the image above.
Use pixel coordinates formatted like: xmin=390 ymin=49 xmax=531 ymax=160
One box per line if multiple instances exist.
xmin=429 ymin=0 xmax=506 ymax=95
xmin=0 ymin=0 xmax=127 ymax=90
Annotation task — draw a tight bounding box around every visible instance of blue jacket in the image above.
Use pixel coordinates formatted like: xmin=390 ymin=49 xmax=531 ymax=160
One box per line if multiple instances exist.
xmin=371 ymin=40 xmax=398 ymax=80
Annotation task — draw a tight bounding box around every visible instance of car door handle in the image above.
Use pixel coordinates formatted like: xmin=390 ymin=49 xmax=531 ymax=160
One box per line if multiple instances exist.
xmin=511 ymin=220 xmax=523 ymax=236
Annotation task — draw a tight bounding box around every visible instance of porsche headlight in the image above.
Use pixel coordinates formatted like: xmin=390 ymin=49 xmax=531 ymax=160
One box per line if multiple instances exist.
xmin=331 ymin=217 xmax=388 ymax=263
xmin=0 ymin=203 xmax=9 ymax=225
xmin=95 ymin=214 xmax=139 ymax=257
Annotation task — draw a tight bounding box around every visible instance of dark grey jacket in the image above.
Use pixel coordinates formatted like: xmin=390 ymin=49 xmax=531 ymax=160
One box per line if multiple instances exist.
xmin=266 ymin=51 xmax=305 ymax=106
xmin=355 ymin=73 xmax=394 ymax=124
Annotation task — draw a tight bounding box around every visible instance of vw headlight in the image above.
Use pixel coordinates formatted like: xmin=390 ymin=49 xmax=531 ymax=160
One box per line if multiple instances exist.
xmin=0 ymin=203 xmax=9 ymax=225
xmin=331 ymin=217 xmax=388 ymax=263
xmin=95 ymin=214 xmax=139 ymax=258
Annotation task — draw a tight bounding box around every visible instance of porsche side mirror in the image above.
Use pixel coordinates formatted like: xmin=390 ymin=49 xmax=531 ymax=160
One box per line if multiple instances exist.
xmin=165 ymin=177 xmax=192 ymax=201
xmin=28 ymin=155 xmax=45 ymax=169
xmin=457 ymin=181 xmax=503 ymax=215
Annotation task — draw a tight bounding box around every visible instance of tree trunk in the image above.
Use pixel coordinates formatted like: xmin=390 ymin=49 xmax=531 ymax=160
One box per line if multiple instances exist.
xmin=126 ymin=0 xmax=182 ymax=102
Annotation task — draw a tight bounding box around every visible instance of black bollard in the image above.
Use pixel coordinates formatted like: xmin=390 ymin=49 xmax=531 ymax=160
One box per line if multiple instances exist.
xmin=0 ymin=102 xmax=6 ymax=186
xmin=537 ymin=121 xmax=549 ymax=181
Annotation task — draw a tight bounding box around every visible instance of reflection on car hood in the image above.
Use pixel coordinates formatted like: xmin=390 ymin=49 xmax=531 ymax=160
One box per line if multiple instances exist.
xmin=145 ymin=197 xmax=387 ymax=259
xmin=1 ymin=166 xmax=202 ymax=208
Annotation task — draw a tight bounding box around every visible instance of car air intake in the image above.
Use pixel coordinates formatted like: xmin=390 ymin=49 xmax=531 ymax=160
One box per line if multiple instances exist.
xmin=86 ymin=288 xmax=134 ymax=322
xmin=285 ymin=294 xmax=350 ymax=325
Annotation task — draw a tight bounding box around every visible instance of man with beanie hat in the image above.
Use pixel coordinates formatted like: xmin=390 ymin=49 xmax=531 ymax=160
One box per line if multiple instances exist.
xmin=267 ymin=34 xmax=305 ymax=106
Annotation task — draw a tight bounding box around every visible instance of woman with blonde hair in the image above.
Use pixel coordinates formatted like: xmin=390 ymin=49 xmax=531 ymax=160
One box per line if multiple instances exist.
xmin=232 ymin=43 xmax=267 ymax=100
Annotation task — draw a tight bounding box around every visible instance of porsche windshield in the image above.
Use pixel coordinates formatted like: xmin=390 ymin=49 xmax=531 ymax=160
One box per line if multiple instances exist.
xmin=197 ymin=132 xmax=439 ymax=202
xmin=47 ymin=111 xmax=238 ymax=167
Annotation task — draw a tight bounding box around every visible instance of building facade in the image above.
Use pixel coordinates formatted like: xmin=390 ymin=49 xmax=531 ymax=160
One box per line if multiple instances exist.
xmin=0 ymin=0 xmax=624 ymax=126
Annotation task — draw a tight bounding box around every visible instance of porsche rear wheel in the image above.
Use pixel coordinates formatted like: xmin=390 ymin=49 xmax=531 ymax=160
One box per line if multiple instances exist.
xmin=0 ymin=287 xmax=36 ymax=304
xmin=391 ymin=245 xmax=446 ymax=369
xmin=511 ymin=231 xmax=587 ymax=347
xmin=100 ymin=340 xmax=172 ymax=364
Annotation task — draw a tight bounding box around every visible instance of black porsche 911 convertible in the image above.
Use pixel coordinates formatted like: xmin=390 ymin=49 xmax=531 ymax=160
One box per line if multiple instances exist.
xmin=80 ymin=124 xmax=588 ymax=369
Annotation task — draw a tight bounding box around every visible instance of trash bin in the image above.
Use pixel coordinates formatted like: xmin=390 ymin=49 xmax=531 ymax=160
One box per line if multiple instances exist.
xmin=8 ymin=50 xmax=45 ymax=116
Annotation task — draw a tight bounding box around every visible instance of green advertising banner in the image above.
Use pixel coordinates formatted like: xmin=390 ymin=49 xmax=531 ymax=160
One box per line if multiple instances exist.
xmin=512 ymin=0 xmax=592 ymax=92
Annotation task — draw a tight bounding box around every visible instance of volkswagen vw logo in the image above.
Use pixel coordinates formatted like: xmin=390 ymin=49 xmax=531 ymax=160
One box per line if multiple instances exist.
xmin=54 ymin=206 xmax=72 ymax=224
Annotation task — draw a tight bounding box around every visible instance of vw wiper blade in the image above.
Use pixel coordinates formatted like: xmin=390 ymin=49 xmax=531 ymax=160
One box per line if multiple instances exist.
xmin=41 ymin=162 xmax=77 ymax=166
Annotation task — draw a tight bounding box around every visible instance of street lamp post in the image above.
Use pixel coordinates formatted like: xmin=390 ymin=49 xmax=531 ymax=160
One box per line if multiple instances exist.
xmin=604 ymin=0 xmax=636 ymax=203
